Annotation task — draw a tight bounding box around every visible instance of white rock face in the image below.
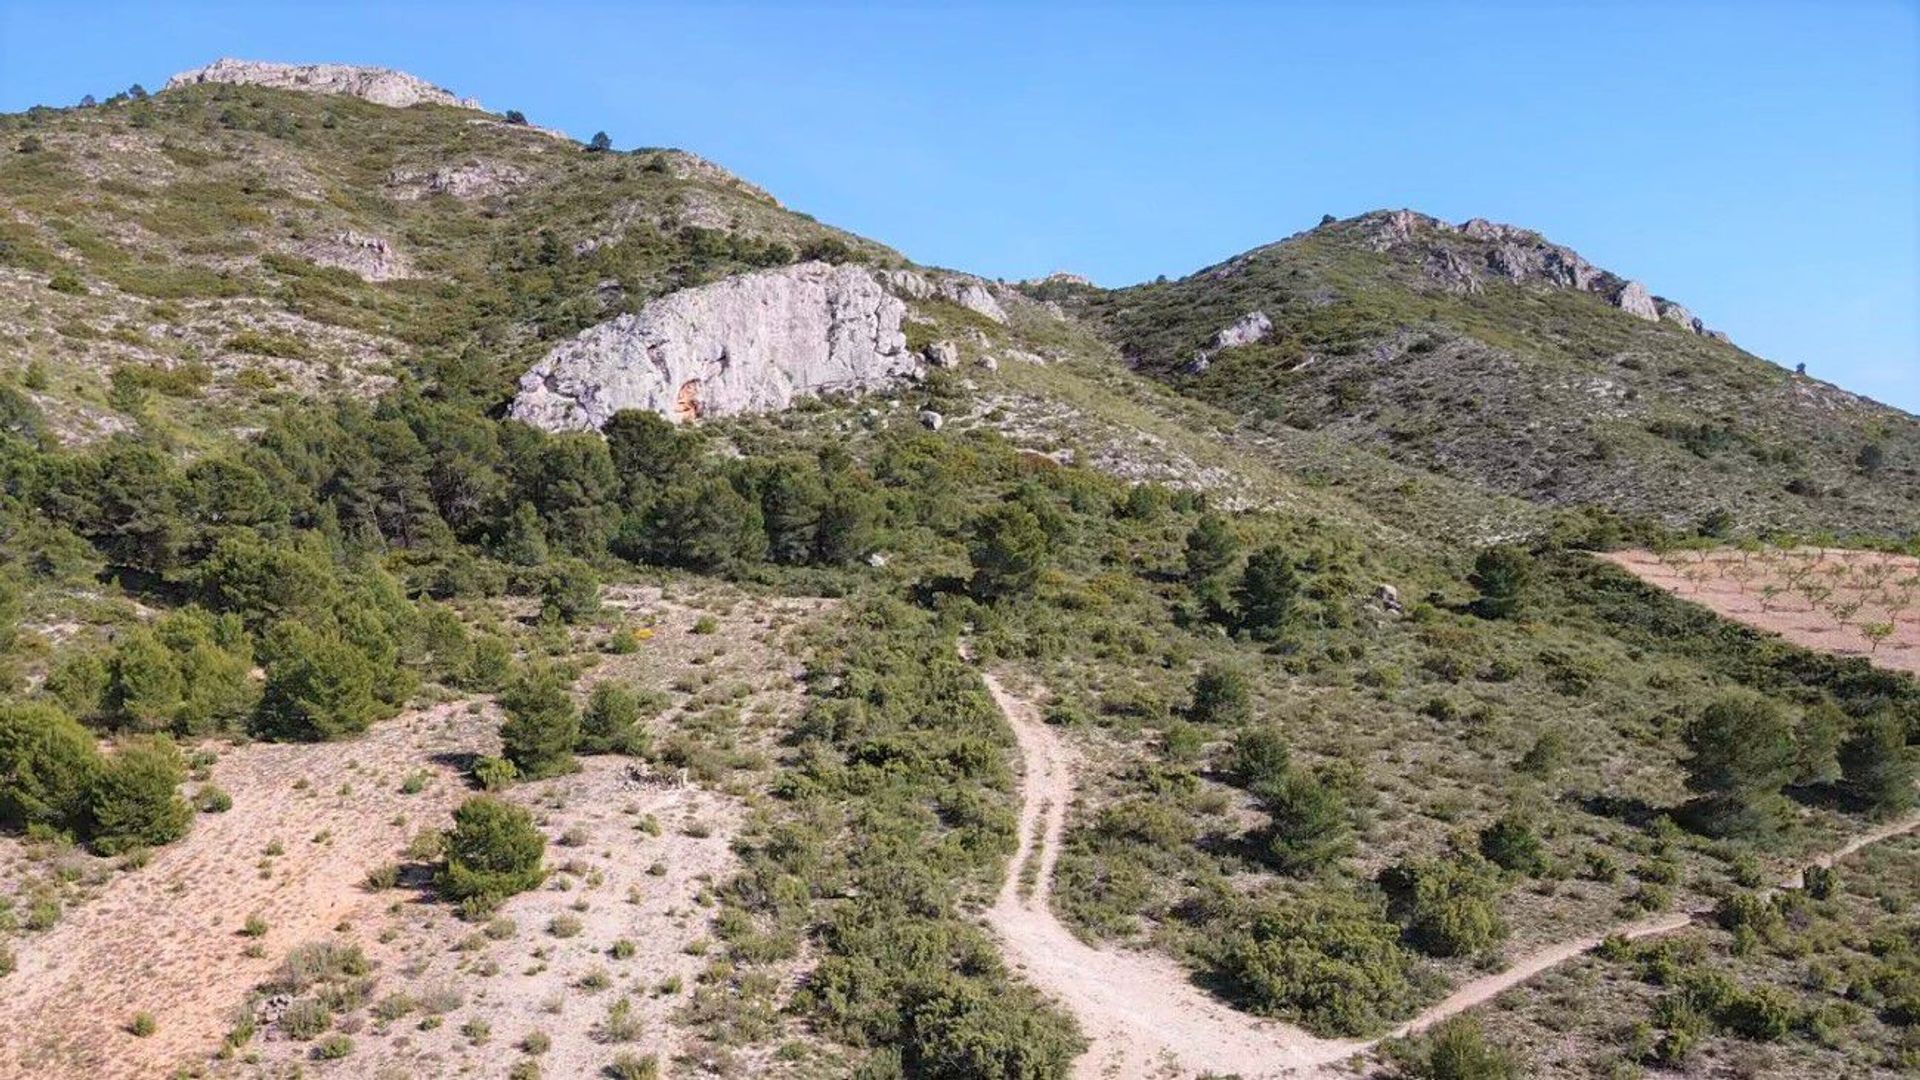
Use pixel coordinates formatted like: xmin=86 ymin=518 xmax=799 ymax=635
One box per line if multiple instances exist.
xmin=1612 ymin=280 xmax=1659 ymax=321
xmin=882 ymin=269 xmax=1007 ymax=323
xmin=165 ymin=59 xmax=481 ymax=110
xmin=1211 ymin=311 xmax=1272 ymax=350
xmin=510 ymin=262 xmax=917 ymax=431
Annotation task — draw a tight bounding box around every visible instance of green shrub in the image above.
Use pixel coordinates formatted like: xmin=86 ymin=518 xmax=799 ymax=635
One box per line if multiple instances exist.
xmin=1470 ymin=545 xmax=1531 ymax=618
xmin=1478 ymin=812 xmax=1547 ymax=875
xmin=1188 ymin=662 xmax=1250 ymax=726
xmin=87 ymin=735 xmax=192 ymax=855
xmin=437 ymin=797 xmax=547 ymax=914
xmin=472 ymin=755 xmax=518 ymax=791
xmin=1405 ymin=1015 xmax=1526 ymax=1079
xmin=1681 ymin=694 xmax=1796 ymax=839
xmin=604 ymin=1052 xmax=658 ymax=1080
xmin=1381 ymin=855 xmax=1508 ymax=958
xmin=0 ymin=701 xmax=102 ymax=836
xmin=1211 ymin=889 xmax=1414 ymax=1036
xmin=577 ymin=682 xmax=656 ymax=755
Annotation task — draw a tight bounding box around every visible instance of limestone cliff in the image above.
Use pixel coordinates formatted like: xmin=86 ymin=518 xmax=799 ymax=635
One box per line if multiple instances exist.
xmin=509 ymin=262 xmax=917 ymax=431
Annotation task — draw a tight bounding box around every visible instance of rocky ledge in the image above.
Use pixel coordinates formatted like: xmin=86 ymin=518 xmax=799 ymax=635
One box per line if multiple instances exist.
xmin=510 ymin=262 xmax=918 ymax=431
xmin=1356 ymin=209 xmax=1726 ymax=340
xmin=165 ymin=59 xmax=481 ymax=110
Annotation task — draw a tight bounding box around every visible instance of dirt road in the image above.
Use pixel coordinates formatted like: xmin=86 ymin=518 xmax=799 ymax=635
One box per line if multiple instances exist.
xmin=979 ymin=667 xmax=1920 ymax=1077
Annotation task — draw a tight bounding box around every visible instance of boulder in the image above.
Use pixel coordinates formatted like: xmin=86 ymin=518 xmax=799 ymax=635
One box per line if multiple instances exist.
xmin=509 ymin=262 xmax=916 ymax=431
xmin=919 ymin=410 xmax=945 ymax=431
xmin=925 ymin=340 xmax=960 ymax=368
xmin=1211 ymin=311 xmax=1273 ymax=350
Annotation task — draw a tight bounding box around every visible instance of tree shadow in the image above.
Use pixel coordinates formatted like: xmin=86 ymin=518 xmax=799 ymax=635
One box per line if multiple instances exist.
xmin=1576 ymin=791 xmax=1666 ymax=830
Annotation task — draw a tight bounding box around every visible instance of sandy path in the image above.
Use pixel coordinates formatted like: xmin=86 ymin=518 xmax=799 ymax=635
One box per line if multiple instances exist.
xmin=979 ymin=667 xmax=1920 ymax=1077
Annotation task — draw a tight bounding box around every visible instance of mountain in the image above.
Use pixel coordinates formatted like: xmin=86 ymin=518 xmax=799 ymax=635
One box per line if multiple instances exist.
xmin=1046 ymin=209 xmax=1919 ymax=537
xmin=4 ymin=60 xmax=1920 ymax=1080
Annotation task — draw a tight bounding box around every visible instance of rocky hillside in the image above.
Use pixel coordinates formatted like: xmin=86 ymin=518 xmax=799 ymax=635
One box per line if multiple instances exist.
xmin=1 ymin=65 xmax=1913 ymax=545
xmin=1047 ymin=210 xmax=1919 ymax=537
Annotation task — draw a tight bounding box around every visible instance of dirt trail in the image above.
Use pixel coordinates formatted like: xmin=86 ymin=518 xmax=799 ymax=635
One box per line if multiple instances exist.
xmin=982 ymin=671 xmax=1355 ymax=1078
xmin=979 ymin=667 xmax=1920 ymax=1077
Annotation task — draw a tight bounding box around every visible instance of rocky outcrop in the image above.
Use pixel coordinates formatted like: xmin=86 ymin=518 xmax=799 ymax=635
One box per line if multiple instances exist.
xmin=1610 ymin=280 xmax=1659 ymax=321
xmin=387 ymin=160 xmax=527 ymax=201
xmin=298 ymin=230 xmax=411 ymax=281
xmin=883 ymin=270 xmax=1008 ymax=323
xmin=509 ymin=262 xmax=916 ymax=431
xmin=166 ymin=59 xmax=481 ymax=110
xmin=1187 ymin=311 xmax=1272 ymax=373
xmin=1353 ymin=210 xmax=1723 ymax=339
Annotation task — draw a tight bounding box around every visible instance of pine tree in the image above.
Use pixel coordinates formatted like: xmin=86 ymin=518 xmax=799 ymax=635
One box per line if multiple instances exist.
xmin=968 ymin=505 xmax=1050 ymax=602
xmin=498 ymin=666 xmax=580 ymax=779
xmin=1234 ymin=545 xmax=1300 ymax=641
xmin=1839 ymin=711 xmax=1915 ymax=817
xmin=1683 ymin=694 xmax=1797 ymax=838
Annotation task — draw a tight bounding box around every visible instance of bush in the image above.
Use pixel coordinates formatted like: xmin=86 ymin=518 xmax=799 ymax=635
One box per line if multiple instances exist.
xmin=87 ymin=735 xmax=191 ymax=855
xmin=1188 ymin=663 xmax=1250 ymax=726
xmin=1839 ymin=710 xmax=1915 ymax=817
xmin=253 ymin=623 xmax=387 ymax=741
xmin=968 ymin=504 xmax=1050 ymax=602
xmin=1225 ymin=724 xmax=1291 ymax=790
xmin=1234 ymin=545 xmax=1300 ymax=640
xmin=437 ymin=797 xmax=547 ymax=914
xmin=539 ymin=559 xmax=600 ymax=624
xmin=1478 ymin=812 xmax=1547 ymax=875
xmin=0 ymin=701 xmax=102 ymax=836
xmin=904 ymin=978 xmax=1085 ymax=1079
xmin=1682 ymin=694 xmax=1796 ymax=839
xmin=1382 ymin=856 xmax=1508 ymax=958
xmin=577 ymin=682 xmax=656 ymax=755
xmin=604 ymin=1053 xmax=658 ymax=1080
xmin=1256 ymin=769 xmax=1353 ymax=875
xmin=1211 ymin=889 xmax=1414 ymax=1036
xmin=472 ymin=755 xmax=519 ymax=791
xmin=1405 ymin=1015 xmax=1525 ymax=1079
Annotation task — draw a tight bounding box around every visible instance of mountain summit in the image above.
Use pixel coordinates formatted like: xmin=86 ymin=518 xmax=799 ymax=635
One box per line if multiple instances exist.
xmin=164 ymin=58 xmax=482 ymax=110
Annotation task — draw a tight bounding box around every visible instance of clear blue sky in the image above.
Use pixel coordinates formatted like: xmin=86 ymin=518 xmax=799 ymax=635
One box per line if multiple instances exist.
xmin=3 ymin=1 xmax=1915 ymax=412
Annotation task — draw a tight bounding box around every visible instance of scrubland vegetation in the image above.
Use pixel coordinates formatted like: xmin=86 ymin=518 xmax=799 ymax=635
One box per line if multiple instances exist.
xmin=0 ymin=77 xmax=1915 ymax=1079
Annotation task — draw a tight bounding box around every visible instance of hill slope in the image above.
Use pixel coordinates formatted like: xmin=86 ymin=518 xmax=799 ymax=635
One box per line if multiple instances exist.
xmin=1047 ymin=210 xmax=1919 ymax=538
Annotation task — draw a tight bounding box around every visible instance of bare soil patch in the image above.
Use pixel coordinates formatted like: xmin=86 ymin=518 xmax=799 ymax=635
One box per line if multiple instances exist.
xmin=1603 ymin=547 xmax=1920 ymax=675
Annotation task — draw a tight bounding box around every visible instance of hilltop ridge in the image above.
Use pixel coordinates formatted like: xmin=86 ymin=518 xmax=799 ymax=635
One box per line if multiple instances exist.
xmin=164 ymin=58 xmax=482 ymax=110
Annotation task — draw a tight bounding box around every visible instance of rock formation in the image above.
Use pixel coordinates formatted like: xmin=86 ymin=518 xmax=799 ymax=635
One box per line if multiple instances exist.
xmin=387 ymin=160 xmax=527 ymax=201
xmin=297 ymin=230 xmax=411 ymax=281
xmin=165 ymin=59 xmax=481 ymax=110
xmin=1355 ymin=211 xmax=1722 ymax=338
xmin=510 ymin=262 xmax=917 ymax=431
xmin=882 ymin=269 xmax=1008 ymax=323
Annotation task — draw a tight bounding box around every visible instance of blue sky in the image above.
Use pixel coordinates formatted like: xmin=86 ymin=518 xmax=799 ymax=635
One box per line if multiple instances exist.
xmin=3 ymin=1 xmax=1915 ymax=411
